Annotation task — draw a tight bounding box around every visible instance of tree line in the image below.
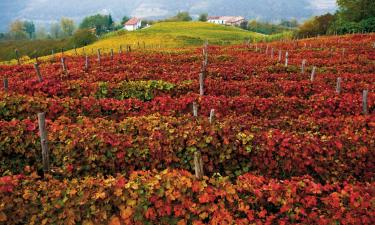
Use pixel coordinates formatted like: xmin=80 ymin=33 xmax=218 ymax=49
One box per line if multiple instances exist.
xmin=296 ymin=0 xmax=375 ymax=37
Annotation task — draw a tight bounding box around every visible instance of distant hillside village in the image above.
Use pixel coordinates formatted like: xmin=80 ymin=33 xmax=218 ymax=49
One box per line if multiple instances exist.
xmin=123 ymin=15 xmax=247 ymax=31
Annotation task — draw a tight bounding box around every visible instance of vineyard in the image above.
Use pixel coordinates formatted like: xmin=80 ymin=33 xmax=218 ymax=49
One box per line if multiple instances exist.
xmin=0 ymin=33 xmax=374 ymax=224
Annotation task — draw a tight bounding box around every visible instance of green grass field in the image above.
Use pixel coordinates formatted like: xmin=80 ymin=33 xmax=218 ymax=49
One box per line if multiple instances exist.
xmin=1 ymin=22 xmax=292 ymax=64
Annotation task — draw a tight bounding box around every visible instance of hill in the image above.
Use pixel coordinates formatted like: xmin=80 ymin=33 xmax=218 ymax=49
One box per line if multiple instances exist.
xmin=1 ymin=22 xmax=292 ymax=64
xmin=0 ymin=0 xmax=337 ymax=32
xmin=89 ymin=22 xmax=266 ymax=50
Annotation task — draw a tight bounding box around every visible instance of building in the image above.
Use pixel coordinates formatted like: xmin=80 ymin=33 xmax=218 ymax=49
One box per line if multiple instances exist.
xmin=207 ymin=16 xmax=246 ymax=26
xmin=124 ymin=18 xmax=142 ymax=31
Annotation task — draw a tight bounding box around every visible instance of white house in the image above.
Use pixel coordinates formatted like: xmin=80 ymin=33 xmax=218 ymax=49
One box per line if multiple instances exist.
xmin=124 ymin=18 xmax=142 ymax=31
xmin=207 ymin=16 xmax=245 ymax=26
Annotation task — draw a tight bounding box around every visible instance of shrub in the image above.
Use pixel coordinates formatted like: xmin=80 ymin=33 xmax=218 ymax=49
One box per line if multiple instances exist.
xmin=70 ymin=29 xmax=97 ymax=47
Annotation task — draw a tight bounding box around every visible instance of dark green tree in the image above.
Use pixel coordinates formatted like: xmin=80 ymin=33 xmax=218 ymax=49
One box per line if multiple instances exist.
xmin=23 ymin=21 xmax=35 ymax=39
xmin=337 ymin=0 xmax=375 ymax=22
xmin=121 ymin=16 xmax=130 ymax=25
xmin=70 ymin=29 xmax=97 ymax=47
xmin=199 ymin=13 xmax=208 ymax=22
xmin=167 ymin=12 xmax=192 ymax=22
xmin=80 ymin=14 xmax=113 ymax=35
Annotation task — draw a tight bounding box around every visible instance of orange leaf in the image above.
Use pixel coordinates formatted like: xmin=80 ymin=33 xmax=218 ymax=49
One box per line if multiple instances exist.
xmin=109 ymin=216 xmax=121 ymax=225
xmin=120 ymin=206 xmax=133 ymax=220
xmin=0 ymin=212 xmax=7 ymax=222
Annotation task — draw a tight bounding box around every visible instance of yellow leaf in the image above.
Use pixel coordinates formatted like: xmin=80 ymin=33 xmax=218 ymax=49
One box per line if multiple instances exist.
xmin=82 ymin=220 xmax=94 ymax=225
xmin=199 ymin=212 xmax=209 ymax=219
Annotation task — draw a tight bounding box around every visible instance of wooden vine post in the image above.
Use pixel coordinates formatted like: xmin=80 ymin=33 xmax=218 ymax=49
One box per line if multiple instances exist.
xmin=85 ymin=55 xmax=89 ymax=72
xmin=15 ymin=49 xmax=20 ymax=65
xmin=336 ymin=77 xmax=342 ymax=94
xmin=199 ymin=72 xmax=204 ymax=96
xmin=285 ymin=51 xmax=289 ymax=67
xmin=209 ymin=109 xmax=215 ymax=124
xmin=61 ymin=57 xmax=68 ymax=75
xmin=363 ymin=90 xmax=368 ymax=115
xmin=278 ymin=50 xmax=282 ymax=62
xmin=3 ymin=78 xmax=8 ymax=92
xmin=301 ymin=59 xmax=306 ymax=74
xmin=97 ymin=49 xmax=101 ymax=65
xmin=38 ymin=112 xmax=50 ymax=174
xmin=110 ymin=49 xmax=114 ymax=61
xmin=194 ymin=151 xmax=204 ymax=180
xmin=51 ymin=49 xmax=56 ymax=62
xmin=310 ymin=66 xmax=316 ymax=82
xmin=34 ymin=63 xmax=43 ymax=82
xmin=193 ymin=102 xmax=198 ymax=117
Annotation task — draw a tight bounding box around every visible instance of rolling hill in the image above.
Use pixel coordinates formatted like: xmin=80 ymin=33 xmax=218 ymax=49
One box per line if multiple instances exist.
xmin=0 ymin=0 xmax=337 ymax=32
xmin=1 ymin=21 xmax=292 ymax=64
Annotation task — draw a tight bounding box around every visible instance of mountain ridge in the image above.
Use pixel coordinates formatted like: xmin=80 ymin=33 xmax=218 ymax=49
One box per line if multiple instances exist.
xmin=0 ymin=0 xmax=337 ymax=32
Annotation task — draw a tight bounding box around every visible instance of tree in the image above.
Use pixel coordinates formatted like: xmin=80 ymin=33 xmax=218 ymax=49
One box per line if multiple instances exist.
xmin=167 ymin=12 xmax=192 ymax=22
xmin=36 ymin=26 xmax=47 ymax=39
xmin=337 ymin=0 xmax=375 ymax=22
xmin=70 ymin=29 xmax=97 ymax=47
xmin=199 ymin=13 xmax=208 ymax=22
xmin=297 ymin=13 xmax=335 ymax=37
xmin=9 ymin=20 xmax=27 ymax=40
xmin=80 ymin=14 xmax=113 ymax=35
xmin=121 ymin=16 xmax=130 ymax=25
xmin=50 ymin=23 xmax=61 ymax=39
xmin=23 ymin=21 xmax=35 ymax=39
xmin=108 ymin=14 xmax=114 ymax=30
xmin=61 ymin=18 xmax=75 ymax=37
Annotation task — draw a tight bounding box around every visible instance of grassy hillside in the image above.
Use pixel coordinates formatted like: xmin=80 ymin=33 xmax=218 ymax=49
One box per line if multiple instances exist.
xmin=0 ymin=39 xmax=74 ymax=62
xmin=1 ymin=22 xmax=292 ymax=64
xmin=69 ymin=22 xmax=293 ymax=55
xmin=99 ymin=22 xmax=265 ymax=48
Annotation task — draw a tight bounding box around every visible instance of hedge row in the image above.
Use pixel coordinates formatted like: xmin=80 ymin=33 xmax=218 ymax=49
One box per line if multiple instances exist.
xmin=0 ymin=170 xmax=373 ymax=224
xmin=1 ymin=115 xmax=373 ymax=181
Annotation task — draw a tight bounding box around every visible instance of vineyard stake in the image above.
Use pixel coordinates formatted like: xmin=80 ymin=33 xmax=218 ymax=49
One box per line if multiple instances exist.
xmin=363 ymin=90 xmax=368 ymax=115
xmin=285 ymin=51 xmax=289 ymax=67
xmin=336 ymin=77 xmax=342 ymax=94
xmin=194 ymin=151 xmax=204 ymax=180
xmin=271 ymin=48 xmax=274 ymax=59
xmin=119 ymin=45 xmax=123 ymax=54
xmin=301 ymin=59 xmax=306 ymax=74
xmin=209 ymin=109 xmax=215 ymax=124
xmin=193 ymin=102 xmax=198 ymax=117
xmin=310 ymin=66 xmax=316 ymax=82
xmin=278 ymin=50 xmax=282 ymax=62
xmin=110 ymin=49 xmax=114 ymax=61
xmin=15 ymin=49 xmax=20 ymax=65
xmin=61 ymin=57 xmax=67 ymax=75
xmin=3 ymin=78 xmax=8 ymax=92
xmin=34 ymin=63 xmax=43 ymax=82
xmin=85 ymin=55 xmax=89 ymax=72
xmin=97 ymin=49 xmax=101 ymax=64
xmin=51 ymin=49 xmax=55 ymax=62
xmin=38 ymin=112 xmax=50 ymax=174
xmin=199 ymin=72 xmax=204 ymax=96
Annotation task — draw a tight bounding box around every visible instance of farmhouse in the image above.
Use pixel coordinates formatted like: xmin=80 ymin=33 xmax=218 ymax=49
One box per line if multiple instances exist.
xmin=207 ymin=16 xmax=245 ymax=26
xmin=124 ymin=17 xmax=142 ymax=31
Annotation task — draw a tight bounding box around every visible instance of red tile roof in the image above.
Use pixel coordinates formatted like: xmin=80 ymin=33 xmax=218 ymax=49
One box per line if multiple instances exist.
xmin=125 ymin=18 xmax=141 ymax=26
